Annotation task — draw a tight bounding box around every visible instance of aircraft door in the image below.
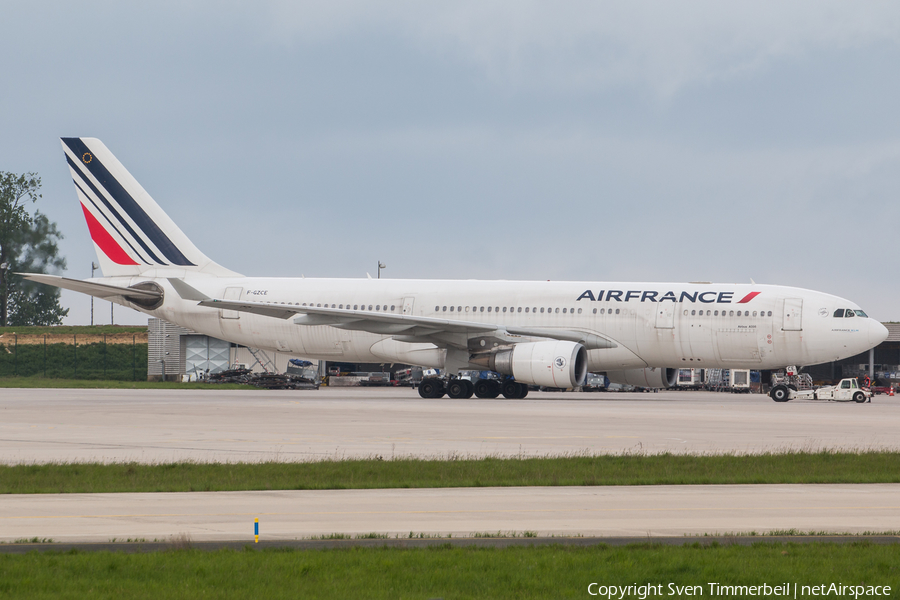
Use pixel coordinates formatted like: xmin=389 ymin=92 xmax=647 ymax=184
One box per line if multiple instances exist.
xmin=783 ymin=298 xmax=803 ymax=331
xmin=402 ymin=297 xmax=415 ymax=315
xmin=220 ymin=287 xmax=242 ymax=319
xmin=655 ymin=303 xmax=675 ymax=329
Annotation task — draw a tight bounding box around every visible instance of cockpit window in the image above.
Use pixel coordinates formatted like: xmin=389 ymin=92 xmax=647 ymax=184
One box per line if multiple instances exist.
xmin=833 ymin=309 xmax=844 ymax=318
xmin=845 ymin=309 xmax=855 ymax=318
xmin=854 ymin=310 xmax=868 ymax=318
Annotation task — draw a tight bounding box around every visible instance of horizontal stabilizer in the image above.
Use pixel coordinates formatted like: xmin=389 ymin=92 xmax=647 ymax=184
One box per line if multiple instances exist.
xmin=19 ymin=273 xmax=162 ymax=300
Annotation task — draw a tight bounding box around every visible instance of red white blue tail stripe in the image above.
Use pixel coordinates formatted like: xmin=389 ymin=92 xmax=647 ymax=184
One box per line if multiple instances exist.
xmin=62 ymin=137 xmax=194 ymax=267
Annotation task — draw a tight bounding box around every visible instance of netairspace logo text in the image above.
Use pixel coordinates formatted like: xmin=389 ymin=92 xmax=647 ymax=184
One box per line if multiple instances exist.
xmin=586 ymin=582 xmax=892 ymax=598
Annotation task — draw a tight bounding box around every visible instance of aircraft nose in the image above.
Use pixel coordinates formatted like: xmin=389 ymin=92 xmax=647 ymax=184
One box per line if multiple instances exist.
xmin=870 ymin=320 xmax=889 ymax=347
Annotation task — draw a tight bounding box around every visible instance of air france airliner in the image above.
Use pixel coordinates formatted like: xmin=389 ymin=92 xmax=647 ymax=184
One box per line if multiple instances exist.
xmin=23 ymin=138 xmax=889 ymax=400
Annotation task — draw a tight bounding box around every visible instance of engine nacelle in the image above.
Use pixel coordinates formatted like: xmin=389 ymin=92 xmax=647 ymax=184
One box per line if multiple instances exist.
xmin=606 ymin=367 xmax=678 ymax=389
xmin=480 ymin=341 xmax=587 ymax=389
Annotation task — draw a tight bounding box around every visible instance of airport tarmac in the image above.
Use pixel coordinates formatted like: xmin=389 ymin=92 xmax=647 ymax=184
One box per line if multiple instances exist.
xmin=2 ymin=484 xmax=898 ymax=543
xmin=0 ymin=387 xmax=897 ymax=464
xmin=3 ymin=387 xmax=898 ymax=543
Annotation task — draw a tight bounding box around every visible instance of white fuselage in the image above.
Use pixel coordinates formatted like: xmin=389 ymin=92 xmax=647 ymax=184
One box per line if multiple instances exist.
xmin=109 ymin=276 xmax=886 ymax=372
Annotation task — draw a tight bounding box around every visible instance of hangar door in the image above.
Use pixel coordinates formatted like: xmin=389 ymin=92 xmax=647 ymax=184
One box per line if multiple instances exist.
xmin=782 ymin=298 xmax=803 ymax=331
xmin=184 ymin=335 xmax=231 ymax=376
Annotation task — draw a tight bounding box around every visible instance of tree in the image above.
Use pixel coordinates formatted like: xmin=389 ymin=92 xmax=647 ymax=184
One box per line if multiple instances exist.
xmin=0 ymin=172 xmax=69 ymax=326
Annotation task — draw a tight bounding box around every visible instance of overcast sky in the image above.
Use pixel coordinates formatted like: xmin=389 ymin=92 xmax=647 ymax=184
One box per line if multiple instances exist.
xmin=3 ymin=1 xmax=900 ymax=325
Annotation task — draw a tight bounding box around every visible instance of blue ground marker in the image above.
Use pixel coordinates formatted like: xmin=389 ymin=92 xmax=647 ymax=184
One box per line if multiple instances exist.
xmin=255 ymin=518 xmax=259 ymax=543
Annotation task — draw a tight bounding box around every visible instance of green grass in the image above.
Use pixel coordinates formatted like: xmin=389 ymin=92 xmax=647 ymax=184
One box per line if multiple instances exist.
xmin=0 ymin=378 xmax=247 ymax=389
xmin=0 ymin=543 xmax=897 ymax=599
xmin=0 ymin=325 xmax=146 ymax=335
xmin=2 ymin=451 xmax=899 ymax=494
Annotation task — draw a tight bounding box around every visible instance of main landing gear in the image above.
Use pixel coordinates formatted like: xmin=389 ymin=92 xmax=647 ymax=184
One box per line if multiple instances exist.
xmin=417 ymin=377 xmax=528 ymax=399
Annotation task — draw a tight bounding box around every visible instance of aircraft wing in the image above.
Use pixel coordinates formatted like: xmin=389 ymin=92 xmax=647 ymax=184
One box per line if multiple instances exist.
xmin=197 ymin=298 xmax=499 ymax=334
xmin=18 ymin=273 xmax=162 ymax=300
xmin=174 ymin=279 xmax=616 ymax=350
xmin=195 ymin=298 xmax=615 ymax=350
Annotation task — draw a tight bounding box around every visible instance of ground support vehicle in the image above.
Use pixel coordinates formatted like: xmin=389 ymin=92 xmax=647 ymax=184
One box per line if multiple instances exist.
xmin=770 ymin=378 xmax=871 ymax=403
xmin=582 ymin=373 xmax=608 ymax=392
xmin=676 ymin=368 xmax=703 ymax=390
xmin=730 ymin=369 xmax=751 ymax=393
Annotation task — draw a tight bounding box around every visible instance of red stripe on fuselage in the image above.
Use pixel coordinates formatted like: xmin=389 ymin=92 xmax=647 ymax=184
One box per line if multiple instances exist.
xmin=80 ymin=203 xmax=138 ymax=265
xmin=737 ymin=291 xmax=760 ymax=303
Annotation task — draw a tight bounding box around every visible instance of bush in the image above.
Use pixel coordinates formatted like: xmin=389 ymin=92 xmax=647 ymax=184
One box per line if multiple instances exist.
xmin=0 ymin=341 xmax=147 ymax=380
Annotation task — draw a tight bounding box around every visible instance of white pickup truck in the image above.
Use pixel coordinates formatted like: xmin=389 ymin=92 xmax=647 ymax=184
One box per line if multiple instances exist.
xmin=770 ymin=378 xmax=871 ymax=403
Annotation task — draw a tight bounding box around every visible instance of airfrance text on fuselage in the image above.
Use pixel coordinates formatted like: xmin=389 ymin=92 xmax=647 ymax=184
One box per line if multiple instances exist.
xmin=576 ymin=290 xmax=760 ymax=303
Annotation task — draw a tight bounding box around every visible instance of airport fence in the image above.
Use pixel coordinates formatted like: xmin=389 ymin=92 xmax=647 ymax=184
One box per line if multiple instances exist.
xmin=0 ymin=335 xmax=148 ymax=380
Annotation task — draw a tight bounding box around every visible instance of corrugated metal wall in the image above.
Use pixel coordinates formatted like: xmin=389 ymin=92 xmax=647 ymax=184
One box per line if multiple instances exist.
xmin=148 ymin=318 xmax=194 ymax=379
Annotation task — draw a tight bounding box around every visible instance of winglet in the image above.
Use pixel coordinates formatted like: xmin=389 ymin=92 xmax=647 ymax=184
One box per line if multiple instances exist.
xmin=167 ymin=278 xmax=211 ymax=301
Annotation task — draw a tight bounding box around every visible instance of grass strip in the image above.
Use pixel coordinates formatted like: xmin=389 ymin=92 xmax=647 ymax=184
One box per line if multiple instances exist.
xmin=0 ymin=325 xmax=146 ymax=335
xmin=0 ymin=378 xmax=247 ymax=389
xmin=0 ymin=542 xmax=897 ymax=599
xmin=3 ymin=451 xmax=899 ymax=494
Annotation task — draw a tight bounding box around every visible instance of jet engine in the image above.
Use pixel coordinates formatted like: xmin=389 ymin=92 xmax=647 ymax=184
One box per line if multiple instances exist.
xmin=606 ymin=367 xmax=678 ymax=389
xmin=477 ymin=340 xmax=587 ymax=389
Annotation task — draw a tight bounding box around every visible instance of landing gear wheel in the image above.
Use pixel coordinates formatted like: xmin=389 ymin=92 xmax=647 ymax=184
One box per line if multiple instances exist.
xmin=447 ymin=379 xmax=473 ymax=399
xmin=853 ymin=391 xmax=866 ymax=403
xmin=770 ymin=385 xmax=790 ymax=402
xmin=474 ymin=379 xmax=501 ymax=399
xmin=418 ymin=379 xmax=445 ymax=399
xmin=501 ymin=381 xmax=520 ymax=399
xmin=501 ymin=381 xmax=529 ymax=399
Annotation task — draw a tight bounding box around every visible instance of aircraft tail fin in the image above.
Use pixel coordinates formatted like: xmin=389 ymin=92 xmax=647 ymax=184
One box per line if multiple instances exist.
xmin=60 ymin=137 xmax=240 ymax=278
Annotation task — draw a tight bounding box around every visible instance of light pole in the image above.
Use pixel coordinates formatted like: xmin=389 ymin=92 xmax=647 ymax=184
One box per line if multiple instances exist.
xmin=377 ymin=261 xmax=386 ymax=279
xmin=90 ymin=262 xmax=97 ymax=326
xmin=0 ymin=262 xmax=7 ymax=327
